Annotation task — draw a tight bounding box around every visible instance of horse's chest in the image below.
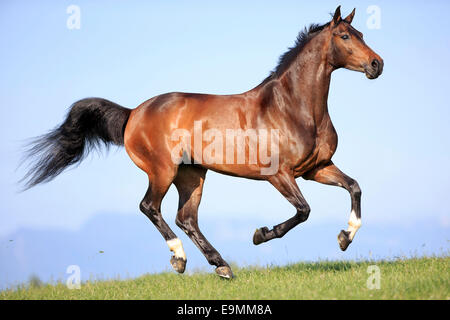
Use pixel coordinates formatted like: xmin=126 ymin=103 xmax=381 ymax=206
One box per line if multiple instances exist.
xmin=292 ymin=123 xmax=338 ymax=176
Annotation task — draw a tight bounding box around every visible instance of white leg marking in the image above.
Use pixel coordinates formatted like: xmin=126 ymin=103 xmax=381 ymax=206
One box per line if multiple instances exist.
xmin=347 ymin=209 xmax=362 ymax=241
xmin=166 ymin=238 xmax=186 ymax=260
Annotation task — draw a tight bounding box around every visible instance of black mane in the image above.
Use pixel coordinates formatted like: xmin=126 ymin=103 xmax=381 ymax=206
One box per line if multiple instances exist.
xmin=262 ymin=22 xmax=330 ymax=84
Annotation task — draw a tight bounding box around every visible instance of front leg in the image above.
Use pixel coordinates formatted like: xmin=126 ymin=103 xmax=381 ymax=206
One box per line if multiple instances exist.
xmin=304 ymin=161 xmax=362 ymax=251
xmin=253 ymin=171 xmax=310 ymax=245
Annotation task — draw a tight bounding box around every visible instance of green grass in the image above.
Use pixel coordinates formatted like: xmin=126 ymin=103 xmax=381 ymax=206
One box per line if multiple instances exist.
xmin=1 ymin=256 xmax=449 ymax=300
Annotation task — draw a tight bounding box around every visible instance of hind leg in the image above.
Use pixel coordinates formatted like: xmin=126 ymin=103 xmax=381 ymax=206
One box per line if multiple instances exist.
xmin=140 ymin=165 xmax=188 ymax=273
xmin=174 ymin=165 xmax=233 ymax=279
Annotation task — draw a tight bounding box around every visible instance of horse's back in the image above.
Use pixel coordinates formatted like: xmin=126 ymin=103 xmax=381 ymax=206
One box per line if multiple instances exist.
xmin=128 ymin=91 xmax=254 ymax=132
xmin=123 ymin=91 xmax=253 ymax=172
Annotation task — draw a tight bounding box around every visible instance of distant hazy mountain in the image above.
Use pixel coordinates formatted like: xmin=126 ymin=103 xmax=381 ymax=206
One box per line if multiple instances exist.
xmin=0 ymin=212 xmax=447 ymax=289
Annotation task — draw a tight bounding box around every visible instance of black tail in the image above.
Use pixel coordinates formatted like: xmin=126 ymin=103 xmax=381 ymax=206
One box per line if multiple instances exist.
xmin=20 ymin=98 xmax=131 ymax=189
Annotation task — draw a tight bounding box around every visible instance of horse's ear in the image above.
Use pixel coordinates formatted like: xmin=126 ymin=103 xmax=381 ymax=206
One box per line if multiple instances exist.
xmin=344 ymin=8 xmax=356 ymax=24
xmin=331 ymin=6 xmax=342 ymax=27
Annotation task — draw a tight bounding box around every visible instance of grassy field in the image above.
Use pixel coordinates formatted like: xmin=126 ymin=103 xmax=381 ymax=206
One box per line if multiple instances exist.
xmin=1 ymin=256 xmax=448 ymax=300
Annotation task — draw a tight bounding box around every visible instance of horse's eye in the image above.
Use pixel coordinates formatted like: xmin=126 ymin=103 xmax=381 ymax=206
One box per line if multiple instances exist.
xmin=341 ymin=35 xmax=349 ymax=40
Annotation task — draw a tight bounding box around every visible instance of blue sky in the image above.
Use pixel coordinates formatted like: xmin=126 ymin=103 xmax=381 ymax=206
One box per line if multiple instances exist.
xmin=1 ymin=1 xmax=449 ymax=287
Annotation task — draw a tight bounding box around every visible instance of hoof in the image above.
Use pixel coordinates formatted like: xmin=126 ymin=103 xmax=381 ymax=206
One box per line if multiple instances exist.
xmin=215 ymin=266 xmax=234 ymax=279
xmin=337 ymin=230 xmax=352 ymax=251
xmin=170 ymin=256 xmax=187 ymax=274
xmin=253 ymin=227 xmax=269 ymax=245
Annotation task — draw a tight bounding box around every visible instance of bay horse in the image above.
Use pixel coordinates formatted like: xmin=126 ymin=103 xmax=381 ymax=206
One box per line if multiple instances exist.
xmin=22 ymin=7 xmax=383 ymax=279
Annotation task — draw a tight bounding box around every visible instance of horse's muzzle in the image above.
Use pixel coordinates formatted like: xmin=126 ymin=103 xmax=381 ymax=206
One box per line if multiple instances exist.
xmin=365 ymin=58 xmax=384 ymax=79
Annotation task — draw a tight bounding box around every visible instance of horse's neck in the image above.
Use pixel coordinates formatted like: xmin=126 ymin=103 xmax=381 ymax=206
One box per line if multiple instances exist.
xmin=259 ymin=34 xmax=333 ymax=126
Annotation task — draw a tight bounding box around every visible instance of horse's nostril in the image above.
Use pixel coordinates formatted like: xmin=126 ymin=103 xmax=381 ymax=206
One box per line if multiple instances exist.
xmin=371 ymin=59 xmax=379 ymax=69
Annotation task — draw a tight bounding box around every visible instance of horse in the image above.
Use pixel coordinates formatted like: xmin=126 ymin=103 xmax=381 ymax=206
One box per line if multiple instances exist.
xmin=21 ymin=6 xmax=383 ymax=279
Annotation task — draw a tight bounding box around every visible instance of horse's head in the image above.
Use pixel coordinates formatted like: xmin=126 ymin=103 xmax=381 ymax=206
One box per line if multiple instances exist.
xmin=326 ymin=6 xmax=383 ymax=79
